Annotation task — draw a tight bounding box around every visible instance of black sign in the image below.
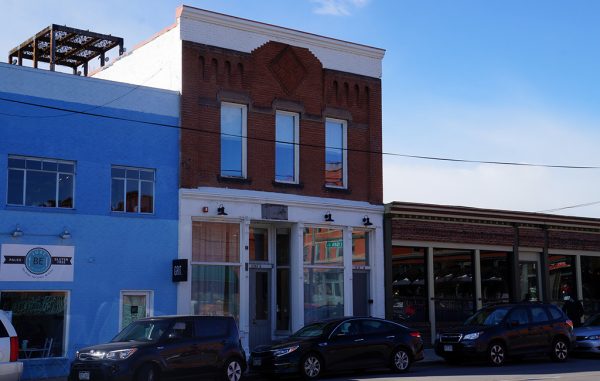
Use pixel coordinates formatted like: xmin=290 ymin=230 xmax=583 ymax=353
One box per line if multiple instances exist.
xmin=261 ymin=204 xmax=288 ymax=220
xmin=172 ymin=259 xmax=188 ymax=282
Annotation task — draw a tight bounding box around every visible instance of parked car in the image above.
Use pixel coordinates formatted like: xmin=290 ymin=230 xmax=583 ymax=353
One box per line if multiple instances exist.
xmin=0 ymin=310 xmax=23 ymax=381
xmin=249 ymin=317 xmax=424 ymax=379
xmin=573 ymin=313 xmax=600 ymax=355
xmin=435 ymin=302 xmax=575 ymax=366
xmin=69 ymin=315 xmax=246 ymax=381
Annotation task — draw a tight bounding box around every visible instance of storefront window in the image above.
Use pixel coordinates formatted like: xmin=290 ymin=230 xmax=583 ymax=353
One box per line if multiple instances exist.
xmin=391 ymin=246 xmax=428 ymax=323
xmin=303 ymin=228 xmax=344 ymax=323
xmin=480 ymin=251 xmax=510 ymax=306
xmin=433 ymin=249 xmax=475 ymax=331
xmin=191 ymin=265 xmax=240 ymax=321
xmin=192 ymin=221 xmax=240 ymax=263
xmin=352 ymin=230 xmax=370 ymax=316
xmin=581 ymin=256 xmax=600 ymax=315
xmin=549 ymin=254 xmax=576 ymax=304
xmin=0 ymin=291 xmax=66 ymax=358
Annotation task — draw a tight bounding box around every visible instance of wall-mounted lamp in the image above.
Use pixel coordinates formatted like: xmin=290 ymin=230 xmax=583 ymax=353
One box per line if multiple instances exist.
xmin=59 ymin=228 xmax=71 ymax=240
xmin=11 ymin=225 xmax=23 ymax=238
xmin=324 ymin=211 xmax=334 ymax=222
xmin=217 ymin=204 xmax=228 ymax=216
xmin=362 ymin=215 xmax=373 ymax=226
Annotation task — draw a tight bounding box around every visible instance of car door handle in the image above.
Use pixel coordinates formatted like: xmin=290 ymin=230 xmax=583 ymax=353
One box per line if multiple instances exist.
xmin=386 ymin=335 xmax=395 ymax=339
xmin=354 ymin=338 xmax=365 ymax=342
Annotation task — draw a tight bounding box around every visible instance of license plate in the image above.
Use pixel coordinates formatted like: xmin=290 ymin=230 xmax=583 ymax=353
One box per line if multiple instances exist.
xmin=79 ymin=371 xmax=90 ymax=380
xmin=253 ymin=358 xmax=262 ymax=366
xmin=444 ymin=345 xmax=453 ymax=352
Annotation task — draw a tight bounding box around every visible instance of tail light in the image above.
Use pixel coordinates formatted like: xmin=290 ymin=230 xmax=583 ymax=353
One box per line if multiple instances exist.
xmin=409 ymin=331 xmax=421 ymax=338
xmin=10 ymin=336 xmax=19 ymax=362
xmin=566 ymin=320 xmax=574 ymax=330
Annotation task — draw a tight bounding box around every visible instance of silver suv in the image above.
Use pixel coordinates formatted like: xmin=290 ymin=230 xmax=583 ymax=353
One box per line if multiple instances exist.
xmin=0 ymin=310 xmax=23 ymax=381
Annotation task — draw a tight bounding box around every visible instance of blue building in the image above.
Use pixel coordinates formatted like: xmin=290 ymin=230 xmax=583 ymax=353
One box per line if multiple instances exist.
xmin=0 ymin=63 xmax=180 ymax=379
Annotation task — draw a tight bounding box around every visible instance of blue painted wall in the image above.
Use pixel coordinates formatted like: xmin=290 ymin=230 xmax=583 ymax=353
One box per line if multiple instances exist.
xmin=0 ymin=75 xmax=179 ymax=378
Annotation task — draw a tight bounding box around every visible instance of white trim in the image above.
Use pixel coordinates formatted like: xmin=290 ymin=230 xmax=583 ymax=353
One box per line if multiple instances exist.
xmin=274 ymin=110 xmax=300 ymax=184
xmin=220 ymin=102 xmax=248 ymax=179
xmin=119 ymin=290 xmax=153 ymax=330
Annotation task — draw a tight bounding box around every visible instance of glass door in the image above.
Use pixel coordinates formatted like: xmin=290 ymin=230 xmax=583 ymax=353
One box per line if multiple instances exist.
xmin=519 ymin=261 xmax=540 ymax=301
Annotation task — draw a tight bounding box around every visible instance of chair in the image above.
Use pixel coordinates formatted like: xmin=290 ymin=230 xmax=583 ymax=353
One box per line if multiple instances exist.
xmin=42 ymin=337 xmax=53 ymax=357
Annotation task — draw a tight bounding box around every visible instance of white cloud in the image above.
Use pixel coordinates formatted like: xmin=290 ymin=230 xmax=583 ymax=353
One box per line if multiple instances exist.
xmin=310 ymin=0 xmax=369 ymax=16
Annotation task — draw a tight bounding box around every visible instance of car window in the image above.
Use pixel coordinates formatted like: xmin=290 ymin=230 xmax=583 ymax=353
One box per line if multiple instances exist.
xmin=507 ymin=308 xmax=529 ymax=326
xmin=531 ymin=307 xmax=549 ymax=323
xmin=112 ymin=320 xmax=170 ymax=342
xmin=360 ymin=320 xmax=397 ymax=334
xmin=332 ymin=320 xmax=361 ymax=337
xmin=196 ymin=318 xmax=228 ymax=338
xmin=548 ymin=305 xmax=565 ymax=320
xmin=291 ymin=322 xmax=329 ymax=338
xmin=166 ymin=320 xmax=194 ymax=339
xmin=465 ymin=307 xmax=510 ymax=326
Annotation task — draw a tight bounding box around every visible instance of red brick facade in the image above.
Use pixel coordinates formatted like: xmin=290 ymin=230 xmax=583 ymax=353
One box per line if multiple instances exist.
xmin=180 ymin=40 xmax=383 ymax=204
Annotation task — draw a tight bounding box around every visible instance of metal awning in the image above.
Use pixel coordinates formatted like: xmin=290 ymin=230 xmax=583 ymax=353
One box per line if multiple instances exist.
xmin=8 ymin=24 xmax=124 ymax=76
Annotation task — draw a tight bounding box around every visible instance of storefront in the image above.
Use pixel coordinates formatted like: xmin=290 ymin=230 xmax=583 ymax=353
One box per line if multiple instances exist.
xmin=178 ymin=187 xmax=384 ymax=351
xmin=385 ymin=202 xmax=600 ymax=345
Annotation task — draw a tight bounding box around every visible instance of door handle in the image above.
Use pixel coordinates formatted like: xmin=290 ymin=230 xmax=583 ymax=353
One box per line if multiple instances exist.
xmin=354 ymin=338 xmax=365 ymax=342
xmin=386 ymin=335 xmax=395 ymax=339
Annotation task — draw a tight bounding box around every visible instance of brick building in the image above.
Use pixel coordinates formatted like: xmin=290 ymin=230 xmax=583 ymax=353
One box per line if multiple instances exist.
xmin=385 ymin=202 xmax=600 ymax=345
xmin=95 ymin=5 xmax=385 ymax=351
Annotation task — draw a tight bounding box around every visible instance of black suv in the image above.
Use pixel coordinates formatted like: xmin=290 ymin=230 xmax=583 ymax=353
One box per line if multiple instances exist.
xmin=69 ymin=315 xmax=246 ymax=381
xmin=435 ymin=303 xmax=575 ymax=366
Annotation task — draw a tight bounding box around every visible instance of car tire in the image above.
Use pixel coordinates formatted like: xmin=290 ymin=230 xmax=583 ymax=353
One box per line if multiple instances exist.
xmin=550 ymin=338 xmax=569 ymax=362
xmin=301 ymin=353 xmax=323 ymax=380
xmin=390 ymin=347 xmax=411 ymax=373
xmin=223 ymin=357 xmax=243 ymax=381
xmin=136 ymin=363 xmax=158 ymax=381
xmin=488 ymin=342 xmax=506 ymax=366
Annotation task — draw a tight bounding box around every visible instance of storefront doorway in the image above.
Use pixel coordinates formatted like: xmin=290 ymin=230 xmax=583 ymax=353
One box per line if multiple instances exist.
xmin=519 ymin=260 xmax=540 ymax=301
xmin=249 ymin=269 xmax=271 ymax=349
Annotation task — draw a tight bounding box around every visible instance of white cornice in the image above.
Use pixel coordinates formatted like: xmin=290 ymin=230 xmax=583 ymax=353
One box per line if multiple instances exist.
xmin=179 ymin=6 xmax=385 ymax=59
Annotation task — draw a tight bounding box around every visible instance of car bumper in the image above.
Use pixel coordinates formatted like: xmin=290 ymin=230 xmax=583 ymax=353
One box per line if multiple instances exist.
xmin=248 ymin=353 xmax=301 ymax=375
xmin=69 ymin=360 xmax=136 ymax=381
xmin=0 ymin=362 xmax=23 ymax=381
xmin=434 ymin=340 xmax=487 ymax=359
xmin=573 ymin=339 xmax=600 ymax=354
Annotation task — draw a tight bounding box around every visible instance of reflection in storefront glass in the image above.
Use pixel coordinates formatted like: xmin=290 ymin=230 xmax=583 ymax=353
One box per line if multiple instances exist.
xmin=191 ymin=265 xmax=240 ymax=321
xmin=480 ymin=251 xmax=510 ymax=306
xmin=0 ymin=291 xmax=66 ymax=358
xmin=581 ymin=256 xmax=600 ymax=315
xmin=549 ymin=254 xmax=576 ymax=304
xmin=391 ymin=246 xmax=427 ymax=323
xmin=303 ymin=228 xmax=343 ymax=266
xmin=303 ymin=268 xmax=344 ymax=324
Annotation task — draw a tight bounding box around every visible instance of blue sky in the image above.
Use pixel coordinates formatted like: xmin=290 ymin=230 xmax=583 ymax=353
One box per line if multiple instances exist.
xmin=2 ymin=0 xmax=600 ymax=217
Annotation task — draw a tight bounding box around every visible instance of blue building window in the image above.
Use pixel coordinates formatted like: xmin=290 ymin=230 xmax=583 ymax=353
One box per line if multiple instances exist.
xmin=220 ymin=103 xmax=247 ymax=178
xmin=111 ymin=166 xmax=155 ymax=214
xmin=7 ymin=156 xmax=75 ymax=208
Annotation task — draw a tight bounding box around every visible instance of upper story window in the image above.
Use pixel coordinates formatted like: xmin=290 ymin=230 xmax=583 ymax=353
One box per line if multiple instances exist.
xmin=275 ymin=111 xmax=299 ymax=183
xmin=221 ymin=103 xmax=247 ymax=178
xmin=7 ymin=155 xmax=75 ymax=208
xmin=111 ymin=166 xmax=155 ymax=214
xmin=325 ymin=118 xmax=347 ymax=188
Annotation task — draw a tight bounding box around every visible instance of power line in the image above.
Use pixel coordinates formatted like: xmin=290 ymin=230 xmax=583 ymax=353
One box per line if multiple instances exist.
xmin=536 ymin=200 xmax=600 ymax=213
xmin=1 ymin=95 xmax=600 ymax=170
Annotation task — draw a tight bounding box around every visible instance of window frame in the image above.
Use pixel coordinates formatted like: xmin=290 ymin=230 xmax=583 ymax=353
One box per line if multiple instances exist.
xmin=110 ymin=165 xmax=155 ymax=215
xmin=220 ymin=102 xmax=248 ymax=179
xmin=119 ymin=290 xmax=153 ymax=330
xmin=324 ymin=118 xmax=348 ymax=189
xmin=275 ymin=110 xmax=300 ymax=184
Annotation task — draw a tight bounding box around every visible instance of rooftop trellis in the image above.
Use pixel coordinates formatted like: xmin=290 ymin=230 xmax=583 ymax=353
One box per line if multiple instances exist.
xmin=8 ymin=24 xmax=124 ymax=76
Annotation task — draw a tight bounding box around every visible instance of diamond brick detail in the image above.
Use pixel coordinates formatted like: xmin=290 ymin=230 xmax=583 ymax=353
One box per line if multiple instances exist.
xmin=269 ymin=46 xmax=307 ymax=95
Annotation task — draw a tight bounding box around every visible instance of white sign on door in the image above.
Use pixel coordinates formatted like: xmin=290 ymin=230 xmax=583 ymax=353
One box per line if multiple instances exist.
xmin=0 ymin=244 xmax=75 ymax=281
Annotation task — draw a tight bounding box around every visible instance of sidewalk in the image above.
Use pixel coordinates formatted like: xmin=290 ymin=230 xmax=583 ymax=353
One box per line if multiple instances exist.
xmin=28 ymin=349 xmax=443 ymax=381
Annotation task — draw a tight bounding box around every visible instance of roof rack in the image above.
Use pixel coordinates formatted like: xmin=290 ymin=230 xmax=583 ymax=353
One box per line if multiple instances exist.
xmin=8 ymin=24 xmax=124 ymax=76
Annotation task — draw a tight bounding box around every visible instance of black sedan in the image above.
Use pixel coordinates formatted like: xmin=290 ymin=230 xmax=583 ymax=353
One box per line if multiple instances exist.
xmin=249 ymin=317 xmax=424 ymax=379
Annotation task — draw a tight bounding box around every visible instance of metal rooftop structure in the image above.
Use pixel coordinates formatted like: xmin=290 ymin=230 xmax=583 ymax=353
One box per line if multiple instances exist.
xmin=8 ymin=24 xmax=124 ymax=76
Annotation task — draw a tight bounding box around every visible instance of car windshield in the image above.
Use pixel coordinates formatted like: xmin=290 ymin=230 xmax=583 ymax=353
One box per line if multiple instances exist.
xmin=111 ymin=320 xmax=171 ymax=342
xmin=583 ymin=313 xmax=600 ymax=327
xmin=464 ymin=307 xmax=510 ymax=326
xmin=290 ymin=322 xmax=330 ymax=339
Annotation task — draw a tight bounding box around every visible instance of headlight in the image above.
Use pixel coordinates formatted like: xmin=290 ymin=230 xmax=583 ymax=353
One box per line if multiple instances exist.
xmin=272 ymin=345 xmax=299 ymax=357
xmin=105 ymin=348 xmax=137 ymax=360
xmin=463 ymin=332 xmax=482 ymax=341
xmin=586 ymin=335 xmax=600 ymax=340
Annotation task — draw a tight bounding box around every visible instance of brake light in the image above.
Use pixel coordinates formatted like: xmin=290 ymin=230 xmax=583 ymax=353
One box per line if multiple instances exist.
xmin=409 ymin=331 xmax=421 ymax=338
xmin=10 ymin=337 xmax=19 ymax=362
xmin=566 ymin=320 xmax=574 ymax=330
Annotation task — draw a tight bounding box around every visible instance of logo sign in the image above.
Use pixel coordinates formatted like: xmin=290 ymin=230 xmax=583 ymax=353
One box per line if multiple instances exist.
xmin=0 ymin=244 xmax=74 ymax=281
xmin=172 ymin=259 xmax=188 ymax=282
xmin=326 ymin=241 xmax=343 ymax=248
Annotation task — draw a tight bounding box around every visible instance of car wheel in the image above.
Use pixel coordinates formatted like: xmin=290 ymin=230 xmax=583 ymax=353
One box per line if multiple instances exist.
xmin=136 ymin=364 xmax=158 ymax=381
xmin=224 ymin=358 xmax=243 ymax=381
xmin=390 ymin=348 xmax=411 ymax=373
xmin=301 ymin=353 xmax=322 ymax=380
xmin=488 ymin=342 xmax=506 ymax=366
xmin=551 ymin=338 xmax=569 ymax=362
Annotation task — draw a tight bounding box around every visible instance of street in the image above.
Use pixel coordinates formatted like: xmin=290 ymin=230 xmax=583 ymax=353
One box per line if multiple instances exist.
xmin=316 ymin=357 xmax=600 ymax=381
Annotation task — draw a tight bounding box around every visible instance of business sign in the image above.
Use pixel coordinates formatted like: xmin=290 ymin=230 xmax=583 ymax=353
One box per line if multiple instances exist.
xmin=172 ymin=259 xmax=188 ymax=282
xmin=0 ymin=244 xmax=74 ymax=281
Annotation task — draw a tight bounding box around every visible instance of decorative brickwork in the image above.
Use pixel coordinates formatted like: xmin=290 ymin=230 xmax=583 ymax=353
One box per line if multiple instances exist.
xmin=180 ymin=40 xmax=383 ymax=204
